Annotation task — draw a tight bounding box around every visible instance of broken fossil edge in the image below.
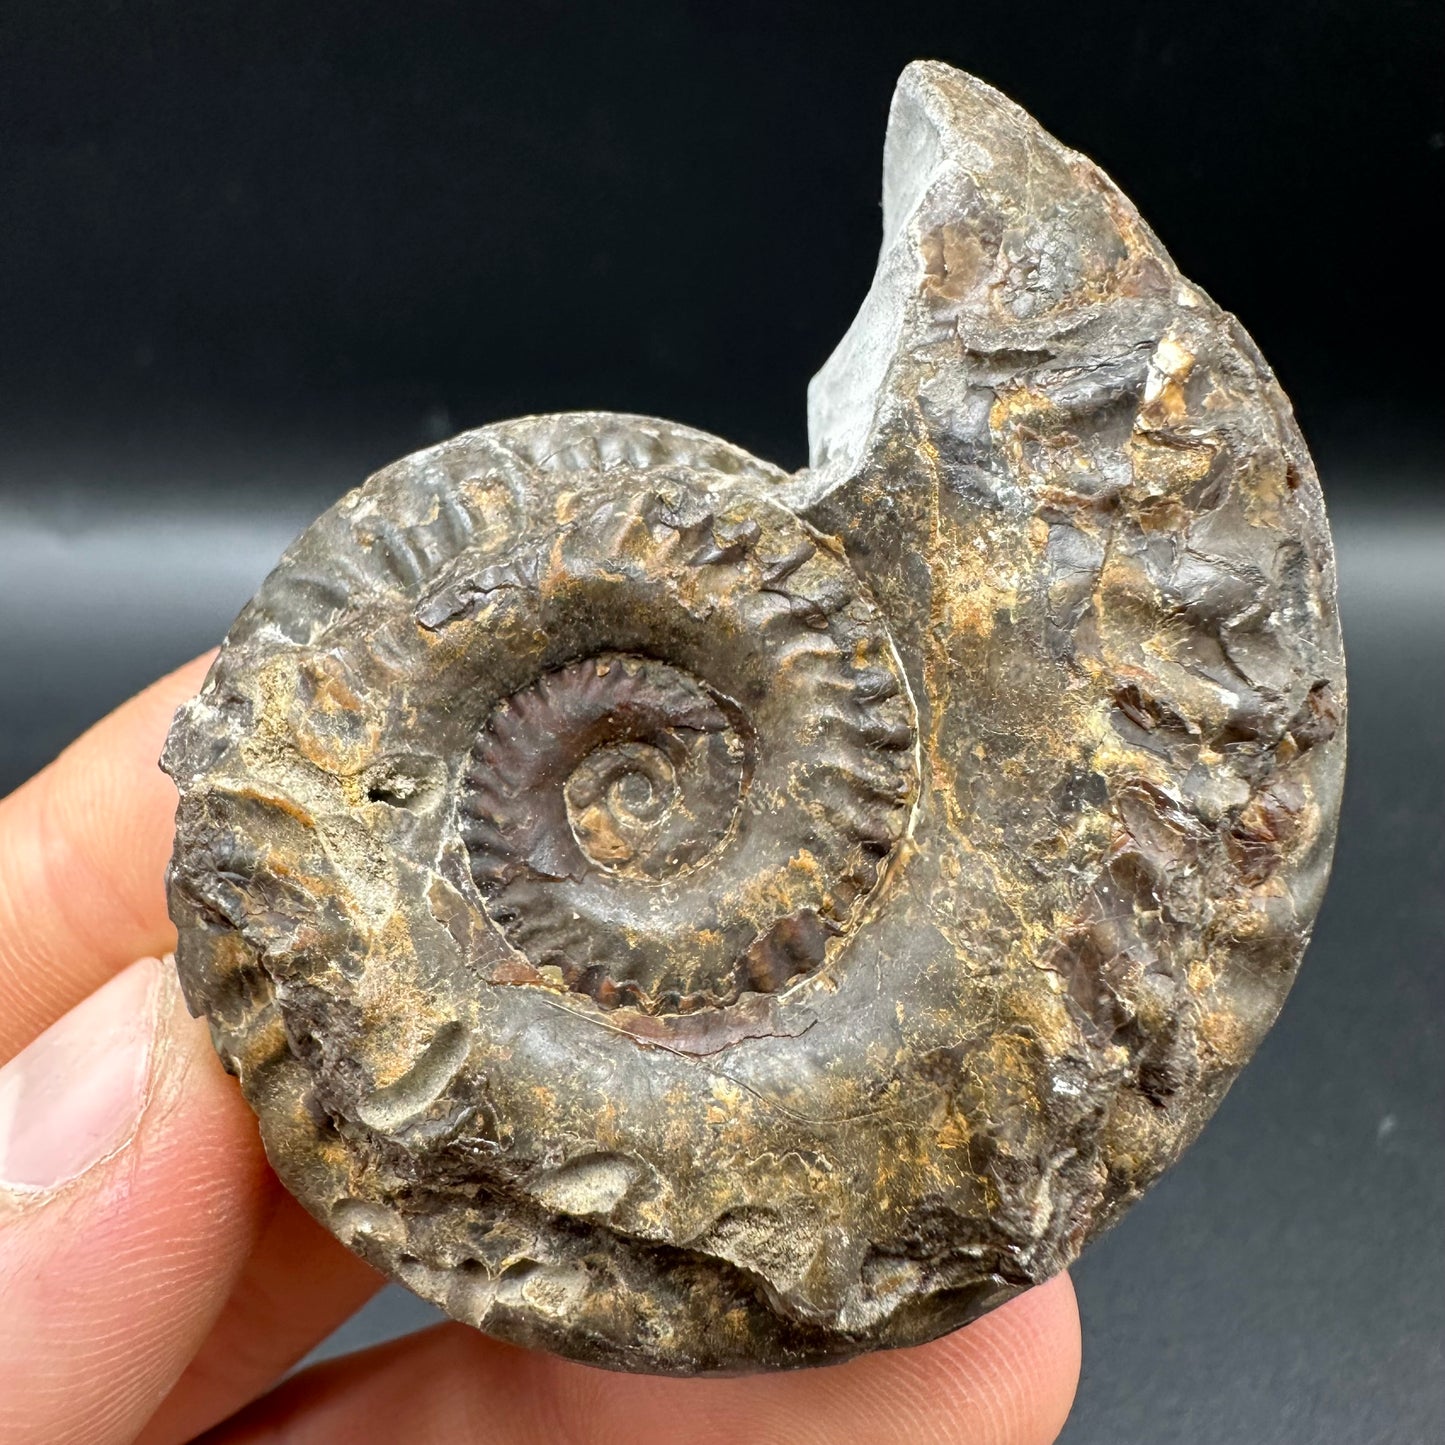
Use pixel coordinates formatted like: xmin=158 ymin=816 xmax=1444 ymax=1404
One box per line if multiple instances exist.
xmin=161 ymin=61 xmax=1345 ymax=1374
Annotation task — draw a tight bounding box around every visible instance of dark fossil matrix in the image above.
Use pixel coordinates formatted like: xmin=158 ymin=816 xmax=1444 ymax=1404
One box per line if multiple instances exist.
xmin=163 ymin=63 xmax=1345 ymax=1373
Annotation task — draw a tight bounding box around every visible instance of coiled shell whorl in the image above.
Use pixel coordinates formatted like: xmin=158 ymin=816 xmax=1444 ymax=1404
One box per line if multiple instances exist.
xmin=163 ymin=62 xmax=1345 ymax=1374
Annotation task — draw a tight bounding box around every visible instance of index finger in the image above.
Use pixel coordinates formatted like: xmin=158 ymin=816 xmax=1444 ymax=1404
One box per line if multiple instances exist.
xmin=0 ymin=652 xmax=213 ymax=1062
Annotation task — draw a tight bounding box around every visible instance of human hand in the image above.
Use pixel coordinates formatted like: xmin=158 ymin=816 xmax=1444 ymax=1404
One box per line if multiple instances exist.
xmin=0 ymin=654 xmax=1081 ymax=1444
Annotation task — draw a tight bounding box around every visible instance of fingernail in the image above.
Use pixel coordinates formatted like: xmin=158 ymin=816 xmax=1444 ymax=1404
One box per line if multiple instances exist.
xmin=0 ymin=958 xmax=163 ymax=1194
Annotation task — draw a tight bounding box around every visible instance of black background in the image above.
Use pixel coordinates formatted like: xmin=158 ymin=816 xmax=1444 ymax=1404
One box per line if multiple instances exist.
xmin=1 ymin=3 xmax=1441 ymax=1441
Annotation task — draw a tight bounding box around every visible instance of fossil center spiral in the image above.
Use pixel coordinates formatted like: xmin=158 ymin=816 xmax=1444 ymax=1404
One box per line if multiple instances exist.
xmin=562 ymin=705 xmax=749 ymax=882
xmin=482 ymin=654 xmax=750 ymax=887
xmin=455 ymin=478 xmax=919 ymax=1015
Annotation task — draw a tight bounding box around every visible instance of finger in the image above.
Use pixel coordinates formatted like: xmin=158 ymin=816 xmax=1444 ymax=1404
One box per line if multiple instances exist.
xmin=0 ymin=655 xmax=397 ymax=1441
xmin=0 ymin=652 xmax=213 ymax=1062
xmin=0 ymin=957 xmax=271 ymax=1445
xmin=135 ymin=1193 xmax=384 ymax=1445
xmin=203 ymin=1273 xmax=1080 ymax=1445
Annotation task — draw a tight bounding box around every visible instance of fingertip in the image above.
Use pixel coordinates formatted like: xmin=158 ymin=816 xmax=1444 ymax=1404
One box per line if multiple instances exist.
xmin=919 ymin=1274 xmax=1081 ymax=1445
xmin=748 ymin=1274 xmax=1081 ymax=1445
xmin=0 ymin=956 xmax=272 ymax=1445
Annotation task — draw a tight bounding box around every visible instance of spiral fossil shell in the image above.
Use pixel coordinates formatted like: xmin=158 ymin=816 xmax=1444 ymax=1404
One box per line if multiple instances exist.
xmin=450 ymin=480 xmax=918 ymax=1016
xmin=163 ymin=63 xmax=1345 ymax=1373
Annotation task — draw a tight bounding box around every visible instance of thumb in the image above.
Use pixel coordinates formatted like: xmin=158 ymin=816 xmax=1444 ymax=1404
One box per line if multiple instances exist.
xmin=0 ymin=957 xmax=271 ymax=1445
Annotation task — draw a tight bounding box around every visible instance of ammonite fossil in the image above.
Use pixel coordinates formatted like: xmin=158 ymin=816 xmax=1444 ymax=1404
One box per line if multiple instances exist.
xmin=163 ymin=62 xmax=1345 ymax=1373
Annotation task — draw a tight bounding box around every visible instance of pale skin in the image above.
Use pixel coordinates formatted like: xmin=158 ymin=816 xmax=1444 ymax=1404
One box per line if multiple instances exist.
xmin=0 ymin=653 xmax=1081 ymax=1444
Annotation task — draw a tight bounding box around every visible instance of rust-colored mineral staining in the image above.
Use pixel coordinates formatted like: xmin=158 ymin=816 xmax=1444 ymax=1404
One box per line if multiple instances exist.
xmin=163 ymin=63 xmax=1344 ymax=1373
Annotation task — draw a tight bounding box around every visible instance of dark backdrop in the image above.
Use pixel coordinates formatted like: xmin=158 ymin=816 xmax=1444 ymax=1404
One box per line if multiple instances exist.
xmin=2 ymin=4 xmax=1441 ymax=1442
xmin=3 ymin=0 xmax=1441 ymax=485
